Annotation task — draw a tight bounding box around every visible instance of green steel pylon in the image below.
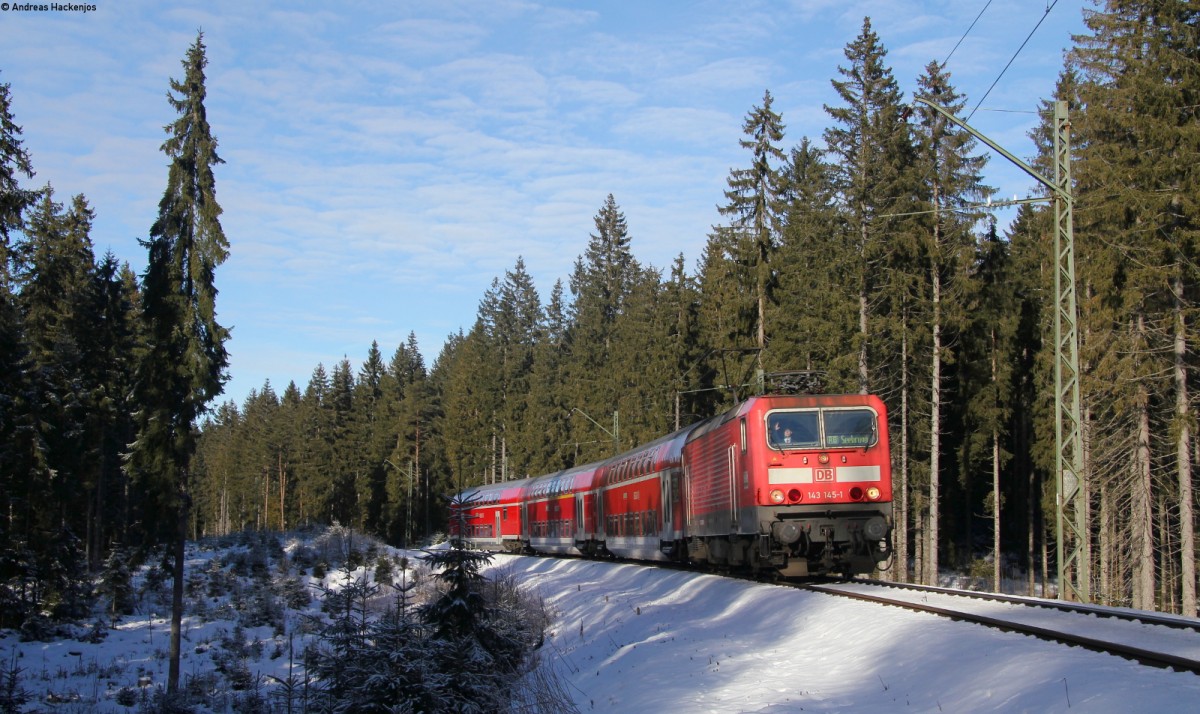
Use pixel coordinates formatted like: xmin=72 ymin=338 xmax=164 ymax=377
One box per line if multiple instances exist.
xmin=914 ymin=98 xmax=1088 ymax=602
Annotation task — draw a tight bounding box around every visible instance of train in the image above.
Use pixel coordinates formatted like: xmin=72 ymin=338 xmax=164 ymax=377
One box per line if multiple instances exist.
xmin=452 ymin=392 xmax=893 ymax=577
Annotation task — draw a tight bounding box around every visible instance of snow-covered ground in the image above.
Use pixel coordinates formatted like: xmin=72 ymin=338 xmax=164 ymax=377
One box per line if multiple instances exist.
xmin=493 ymin=554 xmax=1200 ymax=713
xmin=3 ymin=531 xmax=1198 ymax=712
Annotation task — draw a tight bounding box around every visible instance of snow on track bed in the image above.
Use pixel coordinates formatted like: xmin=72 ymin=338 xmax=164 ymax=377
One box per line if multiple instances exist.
xmin=491 ymin=555 xmax=1200 ymax=712
xmin=804 ymin=581 xmax=1200 ymax=674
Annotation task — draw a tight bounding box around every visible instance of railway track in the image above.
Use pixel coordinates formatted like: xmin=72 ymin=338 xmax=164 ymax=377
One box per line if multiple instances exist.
xmin=486 ymin=551 xmax=1200 ymax=675
xmin=800 ymin=579 xmax=1200 ymax=675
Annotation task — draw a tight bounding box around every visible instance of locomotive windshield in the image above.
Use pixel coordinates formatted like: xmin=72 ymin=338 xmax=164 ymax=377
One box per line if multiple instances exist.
xmin=767 ymin=408 xmax=877 ymax=449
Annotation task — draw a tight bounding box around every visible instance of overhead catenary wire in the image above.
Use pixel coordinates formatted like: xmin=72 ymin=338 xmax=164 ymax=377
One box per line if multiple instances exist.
xmin=967 ymin=0 xmax=1061 ymax=121
xmin=942 ymin=0 xmax=994 ymax=68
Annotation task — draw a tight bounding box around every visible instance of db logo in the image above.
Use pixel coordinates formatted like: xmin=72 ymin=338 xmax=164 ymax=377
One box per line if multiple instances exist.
xmin=815 ymin=468 xmax=835 ymax=483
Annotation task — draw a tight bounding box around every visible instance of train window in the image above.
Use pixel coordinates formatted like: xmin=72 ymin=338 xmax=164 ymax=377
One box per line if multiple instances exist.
xmin=767 ymin=411 xmax=821 ymax=448
xmin=825 ymin=409 xmax=877 ymax=447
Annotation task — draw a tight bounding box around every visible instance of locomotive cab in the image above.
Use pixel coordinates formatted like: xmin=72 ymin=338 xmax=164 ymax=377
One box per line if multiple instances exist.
xmin=759 ymin=400 xmax=892 ymax=575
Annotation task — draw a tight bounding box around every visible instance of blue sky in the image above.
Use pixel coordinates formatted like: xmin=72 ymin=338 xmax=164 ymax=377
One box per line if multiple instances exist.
xmin=1 ymin=0 xmax=1088 ymax=406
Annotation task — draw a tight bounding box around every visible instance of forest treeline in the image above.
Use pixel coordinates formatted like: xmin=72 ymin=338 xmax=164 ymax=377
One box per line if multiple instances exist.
xmin=1 ymin=2 xmax=1197 ymax=622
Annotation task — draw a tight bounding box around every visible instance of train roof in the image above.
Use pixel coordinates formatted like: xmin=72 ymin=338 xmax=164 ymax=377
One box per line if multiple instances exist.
xmin=524 ymin=461 xmax=602 ymax=498
xmin=460 ymin=477 xmax=532 ymax=505
xmin=457 ymin=394 xmax=887 ymax=502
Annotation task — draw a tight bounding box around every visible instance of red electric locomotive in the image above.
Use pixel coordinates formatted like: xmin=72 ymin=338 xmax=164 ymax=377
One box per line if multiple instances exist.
xmin=456 ymin=391 xmax=892 ymax=577
xmin=680 ymin=393 xmax=892 ymax=576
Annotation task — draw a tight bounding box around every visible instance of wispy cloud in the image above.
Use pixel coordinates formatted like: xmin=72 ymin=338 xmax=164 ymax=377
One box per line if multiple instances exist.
xmin=0 ymin=0 xmax=1088 ymax=401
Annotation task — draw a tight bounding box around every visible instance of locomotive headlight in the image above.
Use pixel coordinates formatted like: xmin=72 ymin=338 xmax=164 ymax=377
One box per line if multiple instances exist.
xmin=818 ymin=453 xmax=830 ymax=465
xmin=867 ymin=487 xmax=881 ymax=501
xmin=769 ymin=489 xmax=786 ymax=504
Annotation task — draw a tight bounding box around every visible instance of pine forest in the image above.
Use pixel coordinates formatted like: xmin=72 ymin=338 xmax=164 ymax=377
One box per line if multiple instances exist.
xmin=2 ymin=2 xmax=1198 ymax=630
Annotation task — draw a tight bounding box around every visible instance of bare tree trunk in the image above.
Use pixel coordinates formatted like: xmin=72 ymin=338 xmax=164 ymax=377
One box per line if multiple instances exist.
xmin=913 ymin=495 xmax=924 ymax=585
xmin=1175 ymin=278 xmax=1195 ymax=616
xmin=279 ymin=452 xmax=287 ymax=531
xmin=859 ymin=290 xmax=869 ymax=394
xmin=991 ymin=327 xmax=1002 ymax=592
xmin=858 ymin=218 xmax=870 ymax=394
xmin=263 ymin=467 xmax=270 ymax=531
xmin=90 ymin=439 xmax=105 ymax=571
xmin=1027 ymin=403 xmax=1036 ymax=597
xmin=897 ymin=320 xmax=910 ymax=583
xmin=220 ymin=471 xmax=228 ymax=536
xmin=757 ymin=244 xmax=767 ymax=374
xmin=1100 ymin=482 xmax=1113 ymax=606
xmin=1133 ymin=374 xmax=1155 ymax=610
xmin=1160 ymin=494 xmax=1175 ymax=613
xmin=994 ymin=426 xmax=1002 ymax=592
xmin=168 ymin=473 xmax=189 ymax=694
xmin=928 ymin=267 xmax=942 ymax=586
xmin=1083 ymin=404 xmax=1094 ymax=601
xmin=1042 ymin=532 xmax=1050 ymax=598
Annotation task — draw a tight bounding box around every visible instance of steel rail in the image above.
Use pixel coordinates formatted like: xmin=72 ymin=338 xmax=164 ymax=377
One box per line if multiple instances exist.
xmin=844 ymin=578 xmax=1200 ymax=633
xmin=801 ymin=582 xmax=1200 ymax=676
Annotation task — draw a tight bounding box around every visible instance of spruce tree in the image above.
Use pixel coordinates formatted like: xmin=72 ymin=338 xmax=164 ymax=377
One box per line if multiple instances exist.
xmin=0 ymin=72 xmax=39 ymax=276
xmin=81 ymin=252 xmax=140 ymax=566
xmin=274 ymin=380 xmax=302 ymax=531
xmin=612 ymin=263 xmax=674 ymax=443
xmin=911 ymin=60 xmax=992 ymax=584
xmin=824 ymin=17 xmax=920 ymax=577
xmin=963 ymin=219 xmax=1020 ymax=590
xmin=718 ymin=90 xmax=787 ymax=373
xmin=823 ymin=17 xmax=915 ymax=395
xmin=385 ymin=333 xmax=434 ymax=545
xmin=356 ymin=342 xmax=389 ymax=532
xmin=240 ymin=382 xmax=282 ymax=530
xmin=773 ymin=137 xmax=855 ymax=384
xmin=1070 ymin=0 xmax=1199 ymax=613
xmin=125 ymin=33 xmax=229 ymax=693
xmin=490 ymin=258 xmax=541 ymax=480
xmin=0 ymin=74 xmax=43 ymax=583
xmin=523 ymin=280 xmax=573 ymax=473
xmin=663 ymin=254 xmax=710 ymax=427
xmin=696 ymin=224 xmax=754 ymax=399
xmin=193 ymin=399 xmax=241 ymax=536
xmin=438 ymin=323 xmax=500 ymax=486
xmin=328 ymin=357 xmax=365 ymax=526
xmin=14 ymin=188 xmax=99 ymax=578
xmin=298 ymin=364 xmax=334 ymax=525
xmin=567 ymin=195 xmax=638 ymax=460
